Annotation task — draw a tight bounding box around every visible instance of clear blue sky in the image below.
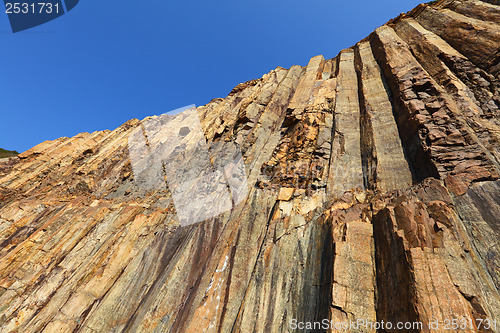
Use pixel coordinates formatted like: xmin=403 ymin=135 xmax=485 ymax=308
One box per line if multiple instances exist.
xmin=0 ymin=0 xmax=422 ymax=153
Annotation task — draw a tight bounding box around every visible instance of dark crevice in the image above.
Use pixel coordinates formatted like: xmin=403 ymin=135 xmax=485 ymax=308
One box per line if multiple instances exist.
xmin=354 ymin=46 xmax=378 ymax=191
xmin=372 ymin=208 xmax=421 ymax=332
xmin=369 ymin=31 xmax=440 ymax=183
xmin=296 ymin=214 xmax=334 ymax=333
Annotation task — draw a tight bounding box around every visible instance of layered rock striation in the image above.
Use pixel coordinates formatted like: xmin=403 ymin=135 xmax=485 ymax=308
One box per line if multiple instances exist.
xmin=0 ymin=0 xmax=499 ymax=332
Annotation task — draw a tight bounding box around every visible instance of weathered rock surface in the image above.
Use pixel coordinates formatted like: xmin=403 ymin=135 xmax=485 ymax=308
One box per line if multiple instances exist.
xmin=0 ymin=0 xmax=499 ymax=332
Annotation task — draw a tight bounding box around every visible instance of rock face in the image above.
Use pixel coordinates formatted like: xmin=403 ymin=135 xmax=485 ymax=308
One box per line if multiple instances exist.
xmin=1 ymin=0 xmax=500 ymax=332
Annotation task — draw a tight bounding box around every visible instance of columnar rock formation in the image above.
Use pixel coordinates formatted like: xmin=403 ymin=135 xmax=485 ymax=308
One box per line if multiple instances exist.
xmin=0 ymin=0 xmax=499 ymax=332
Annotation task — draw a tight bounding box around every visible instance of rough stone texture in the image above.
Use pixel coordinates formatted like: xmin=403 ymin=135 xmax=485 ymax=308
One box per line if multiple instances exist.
xmin=355 ymin=41 xmax=413 ymax=191
xmin=0 ymin=1 xmax=499 ymax=332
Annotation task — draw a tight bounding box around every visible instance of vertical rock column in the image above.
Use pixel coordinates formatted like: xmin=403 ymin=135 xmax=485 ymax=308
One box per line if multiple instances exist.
xmin=373 ymin=179 xmax=500 ymax=332
xmin=414 ymin=5 xmax=500 ymax=75
xmin=330 ymin=209 xmax=377 ymax=333
xmin=370 ymin=24 xmax=498 ymax=195
xmin=355 ymin=41 xmax=413 ymax=191
xmin=328 ymin=50 xmax=364 ymax=197
xmin=392 ymin=17 xmax=500 ymax=173
xmin=288 ymin=55 xmax=326 ymax=115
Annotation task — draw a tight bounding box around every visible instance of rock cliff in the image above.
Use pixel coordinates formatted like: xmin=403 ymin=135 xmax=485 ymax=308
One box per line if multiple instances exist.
xmin=0 ymin=0 xmax=499 ymax=332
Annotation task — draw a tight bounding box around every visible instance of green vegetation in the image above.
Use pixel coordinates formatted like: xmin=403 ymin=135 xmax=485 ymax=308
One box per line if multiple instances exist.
xmin=0 ymin=148 xmax=19 ymax=158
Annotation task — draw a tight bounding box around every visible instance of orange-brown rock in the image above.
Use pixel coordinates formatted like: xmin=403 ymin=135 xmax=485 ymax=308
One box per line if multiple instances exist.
xmin=0 ymin=1 xmax=499 ymax=332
